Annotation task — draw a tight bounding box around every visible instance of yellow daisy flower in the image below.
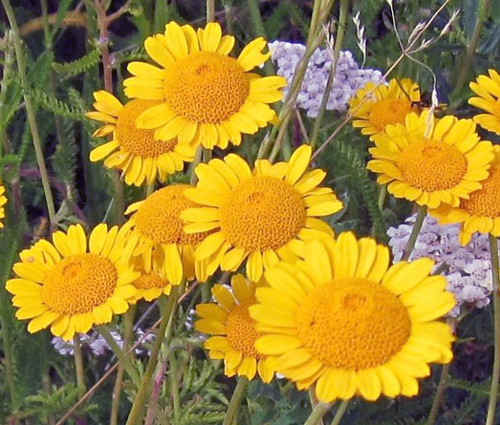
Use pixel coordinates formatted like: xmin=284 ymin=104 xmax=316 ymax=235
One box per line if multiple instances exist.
xmin=6 ymin=224 xmax=139 ymax=341
xmin=349 ymin=78 xmax=420 ymax=138
xmin=431 ymin=146 xmax=500 ymax=245
xmin=181 ymin=145 xmax=343 ymax=282
xmin=367 ymin=110 xmax=494 ymax=209
xmin=125 ymin=184 xmax=216 ymax=286
xmin=0 ymin=183 xmax=7 ymax=229
xmin=130 ymin=256 xmax=172 ymax=303
xmin=469 ymin=69 xmax=500 ymax=135
xmin=86 ymin=90 xmax=196 ymax=186
xmin=124 ymin=21 xmax=286 ymax=149
xmin=195 ymin=274 xmax=275 ymax=382
xmin=250 ymin=232 xmax=455 ymax=402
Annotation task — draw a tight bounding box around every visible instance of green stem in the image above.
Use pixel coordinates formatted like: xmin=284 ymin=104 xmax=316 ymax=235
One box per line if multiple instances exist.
xmin=169 ymin=353 xmax=181 ymax=425
xmin=97 ymin=325 xmax=141 ymax=388
xmin=304 ymin=402 xmax=333 ymax=425
xmin=310 ymin=0 xmax=347 ymax=149
xmin=377 ymin=184 xmax=387 ymax=211
xmin=73 ymin=336 xmax=86 ymax=394
xmin=426 ymin=362 xmax=450 ymax=425
xmin=125 ymin=287 xmax=182 ymax=425
xmin=222 ymin=376 xmax=249 ymax=425
xmin=259 ymin=0 xmax=334 ymax=161
xmin=308 ymin=388 xmax=324 ymax=425
xmin=206 ymin=0 xmax=215 ymax=22
xmin=110 ymin=305 xmax=136 ymax=425
xmin=2 ymin=0 xmax=57 ymax=225
xmin=330 ymin=400 xmax=349 ymax=425
xmin=401 ymin=206 xmax=427 ymax=261
xmin=486 ymin=235 xmax=500 ymax=425
xmin=452 ymin=0 xmax=492 ymax=98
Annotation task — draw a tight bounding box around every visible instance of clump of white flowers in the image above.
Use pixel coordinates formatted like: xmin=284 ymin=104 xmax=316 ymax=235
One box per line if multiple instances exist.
xmin=51 ymin=329 xmax=155 ymax=357
xmin=388 ymin=214 xmax=495 ymax=317
xmin=269 ymin=40 xmax=383 ymax=117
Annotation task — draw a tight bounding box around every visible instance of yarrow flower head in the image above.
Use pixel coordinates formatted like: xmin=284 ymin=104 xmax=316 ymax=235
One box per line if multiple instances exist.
xmin=86 ymin=91 xmax=195 ymax=186
xmin=388 ymin=214 xmax=494 ymax=316
xmin=367 ymin=110 xmax=494 ymax=209
xmin=349 ymin=78 xmax=420 ymax=138
xmin=125 ymin=184 xmax=215 ymax=286
xmin=269 ymin=41 xmax=383 ymax=117
xmin=124 ymin=22 xmax=286 ymax=149
xmin=430 ymin=146 xmax=500 ymax=245
xmin=0 ymin=183 xmax=6 ymax=229
xmin=250 ymin=233 xmax=455 ymax=402
xmin=6 ymin=224 xmax=139 ymax=340
xmin=181 ymin=145 xmax=343 ymax=282
xmin=195 ymin=274 xmax=275 ymax=382
xmin=469 ymin=69 xmax=500 ymax=135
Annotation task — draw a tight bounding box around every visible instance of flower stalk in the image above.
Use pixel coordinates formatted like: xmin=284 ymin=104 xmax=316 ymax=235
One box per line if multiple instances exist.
xmin=73 ymin=336 xmax=86 ymax=394
xmin=304 ymin=401 xmax=333 ymax=425
xmin=1 ymin=0 xmax=57 ymax=225
xmin=486 ymin=234 xmax=500 ymax=425
xmin=402 ymin=206 xmax=427 ymax=261
xmin=222 ymin=376 xmax=249 ymax=425
xmin=310 ymin=0 xmax=348 ymax=148
xmin=330 ymin=400 xmax=349 ymax=425
xmin=125 ymin=285 xmax=182 ymax=425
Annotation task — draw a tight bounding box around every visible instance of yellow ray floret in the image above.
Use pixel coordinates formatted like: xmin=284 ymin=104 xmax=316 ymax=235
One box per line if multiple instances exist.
xmin=124 ymin=184 xmax=217 ymax=285
xmin=249 ymin=232 xmax=455 ymax=402
xmin=469 ymin=69 xmax=500 ymax=136
xmin=0 ymin=183 xmax=7 ymax=229
xmin=367 ymin=110 xmax=494 ymax=209
xmin=130 ymin=255 xmax=172 ymax=303
xmin=181 ymin=145 xmax=343 ymax=282
xmin=123 ymin=21 xmax=286 ymax=149
xmin=6 ymin=224 xmax=140 ymax=340
xmin=430 ymin=145 xmax=500 ymax=245
xmin=349 ymin=78 xmax=420 ymax=139
xmin=86 ymin=90 xmax=195 ymax=186
xmin=195 ymin=274 xmax=275 ymax=382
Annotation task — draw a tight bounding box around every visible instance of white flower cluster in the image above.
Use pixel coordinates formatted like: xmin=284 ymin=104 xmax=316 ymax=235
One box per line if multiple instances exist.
xmin=268 ymin=40 xmax=383 ymax=117
xmin=51 ymin=329 xmax=155 ymax=357
xmin=388 ymin=214 xmax=496 ymax=317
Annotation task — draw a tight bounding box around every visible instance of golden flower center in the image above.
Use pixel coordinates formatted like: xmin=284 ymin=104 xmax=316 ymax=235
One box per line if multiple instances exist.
xmin=398 ymin=140 xmax=467 ymax=191
xmin=296 ymin=278 xmax=411 ymax=370
xmin=163 ymin=51 xmax=250 ymax=124
xmin=226 ymin=301 xmax=260 ymax=357
xmin=461 ymin=164 xmax=500 ymax=217
xmin=368 ymin=99 xmax=413 ymax=130
xmin=135 ymin=184 xmax=209 ymax=246
xmin=42 ymin=253 xmax=117 ymax=315
xmin=133 ymin=273 xmax=168 ymax=290
xmin=116 ymin=99 xmax=177 ymax=157
xmin=219 ymin=176 xmax=307 ymax=251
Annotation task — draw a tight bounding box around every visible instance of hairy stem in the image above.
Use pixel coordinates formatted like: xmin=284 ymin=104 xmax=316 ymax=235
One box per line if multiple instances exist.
xmin=98 ymin=325 xmax=141 ymax=387
xmin=206 ymin=0 xmax=215 ymax=22
xmin=2 ymin=0 xmax=57 ymax=225
xmin=304 ymin=402 xmax=333 ymax=425
xmin=426 ymin=362 xmax=450 ymax=425
xmin=94 ymin=0 xmax=125 ymax=224
xmin=401 ymin=206 xmax=427 ymax=261
xmin=110 ymin=305 xmax=136 ymax=425
xmin=452 ymin=0 xmax=492 ymax=97
xmin=486 ymin=235 xmax=500 ymax=425
xmin=330 ymin=400 xmax=349 ymax=425
xmin=311 ymin=0 xmax=348 ymax=148
xmin=223 ymin=376 xmax=249 ymax=425
xmin=73 ymin=336 xmax=86 ymax=394
xmin=125 ymin=286 xmax=182 ymax=425
xmin=169 ymin=353 xmax=181 ymax=425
